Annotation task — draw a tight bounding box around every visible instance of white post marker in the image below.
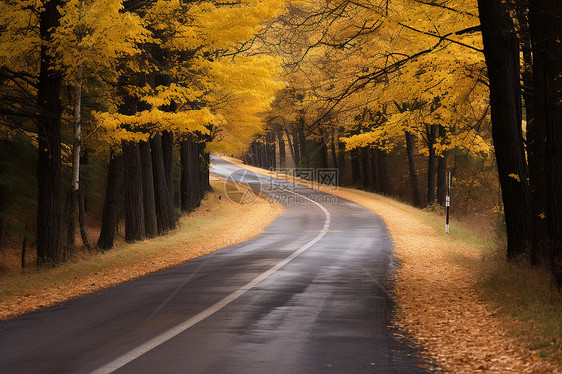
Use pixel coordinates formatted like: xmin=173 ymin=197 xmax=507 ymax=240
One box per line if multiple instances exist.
xmin=445 ymin=171 xmax=451 ymax=234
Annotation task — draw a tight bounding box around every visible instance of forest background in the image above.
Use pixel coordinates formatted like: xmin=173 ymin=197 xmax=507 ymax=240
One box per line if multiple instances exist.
xmin=0 ymin=0 xmax=560 ymax=298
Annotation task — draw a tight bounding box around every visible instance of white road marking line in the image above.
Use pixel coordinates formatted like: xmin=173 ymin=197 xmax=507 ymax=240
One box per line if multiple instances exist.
xmin=91 ymin=188 xmax=330 ymax=374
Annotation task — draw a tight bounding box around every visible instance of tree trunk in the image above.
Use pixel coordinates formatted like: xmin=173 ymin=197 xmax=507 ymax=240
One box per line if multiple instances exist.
xmin=97 ymin=154 xmax=123 ymax=250
xmin=360 ymin=148 xmax=370 ymax=190
xmin=180 ymin=139 xmax=195 ymax=212
xmin=437 ymin=125 xmax=448 ymax=206
xmin=351 ymin=149 xmax=360 ymax=185
xmin=162 ymin=130 xmax=175 ymax=207
xmin=277 ymin=132 xmax=286 ymax=168
xmin=122 ymin=141 xmax=145 ymax=242
xmin=66 ymin=65 xmax=92 ymax=252
xmin=369 ymin=148 xmax=378 ymax=192
xmin=330 ymin=131 xmax=338 ymax=170
xmin=36 ymin=0 xmax=64 ymax=266
xmin=151 ymin=134 xmax=176 ymax=233
xmin=528 ymin=0 xmax=562 ymax=284
xmin=320 ymin=135 xmax=329 ymax=169
xmin=478 ymin=0 xmax=532 ymax=259
xmin=518 ymin=2 xmax=549 ymax=266
xmin=285 ymin=128 xmax=298 ymax=166
xmin=139 ymin=140 xmax=157 ymax=238
xmin=427 ymin=125 xmax=438 ymax=206
xmin=405 ymin=131 xmax=422 ymax=207
xmin=377 ymin=149 xmax=390 ymax=195
xmin=338 ymin=141 xmax=346 ymax=183
xmin=291 ymin=126 xmax=301 ymax=166
xmin=77 ymin=189 xmax=91 ymax=251
xmin=191 ymin=141 xmax=202 ymax=207
xmin=297 ymin=120 xmax=308 ymax=167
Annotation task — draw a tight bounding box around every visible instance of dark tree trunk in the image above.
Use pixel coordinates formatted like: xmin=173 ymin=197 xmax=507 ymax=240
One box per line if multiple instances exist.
xmin=66 ymin=188 xmax=77 ymax=250
xmin=478 ymin=0 xmax=532 ymax=259
xmin=139 ymin=140 xmax=157 ymax=238
xmin=518 ymin=3 xmax=549 ymax=266
xmin=162 ymin=130 xmax=175 ymax=206
xmin=36 ymin=0 xmax=64 ymax=266
xmin=286 ymin=127 xmax=299 ymax=166
xmin=338 ymin=141 xmax=346 ymax=183
xmin=528 ymin=0 xmax=562 ymax=284
xmin=351 ymin=149 xmax=360 ymax=185
xmin=122 ymin=141 xmax=145 ymax=242
xmin=151 ymin=135 xmax=176 ymax=233
xmin=376 ymin=149 xmax=390 ymax=195
xmin=360 ymin=148 xmax=370 ymax=190
xmin=369 ymin=148 xmax=379 ymax=192
xmin=180 ymin=139 xmax=196 ymax=212
xmin=76 ymin=189 xmax=91 ymax=251
xmin=297 ymin=122 xmax=308 ymax=167
xmin=97 ymin=154 xmax=123 ymax=250
xmin=405 ymin=131 xmax=422 ymax=207
xmin=191 ymin=141 xmax=202 ymax=206
xmin=427 ymin=125 xmax=438 ymax=206
xmin=199 ymin=143 xmax=211 ymax=193
xmin=436 ymin=125 xmax=448 ymax=206
xmin=320 ymin=135 xmax=329 ymax=169
xmin=277 ymin=132 xmax=286 ymax=168
xmin=330 ymin=131 xmax=338 ymax=170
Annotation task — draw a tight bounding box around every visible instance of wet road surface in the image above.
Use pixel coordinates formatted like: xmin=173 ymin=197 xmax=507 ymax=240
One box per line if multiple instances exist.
xmin=0 ymin=157 xmax=427 ymax=373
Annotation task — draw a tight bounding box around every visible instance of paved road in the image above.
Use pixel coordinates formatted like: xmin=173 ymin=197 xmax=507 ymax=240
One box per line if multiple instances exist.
xmin=0 ymin=157 xmax=427 ymax=373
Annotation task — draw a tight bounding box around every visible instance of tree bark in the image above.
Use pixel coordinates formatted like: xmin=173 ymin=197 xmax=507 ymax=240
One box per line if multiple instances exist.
xmin=162 ymin=130 xmax=175 ymax=206
xmin=330 ymin=131 xmax=338 ymax=170
xmin=277 ymin=132 xmax=286 ymax=168
xmin=376 ymin=149 xmax=390 ymax=195
xmin=76 ymin=189 xmax=91 ymax=251
xmin=515 ymin=2 xmax=548 ymax=265
xmin=286 ymin=127 xmax=299 ymax=166
xmin=36 ymin=0 xmax=64 ymax=266
xmin=478 ymin=0 xmax=532 ymax=259
xmin=405 ymin=131 xmax=422 ymax=207
xmin=436 ymin=125 xmax=448 ymax=206
xmin=122 ymin=141 xmax=145 ymax=242
xmin=97 ymin=154 xmax=123 ymax=250
xmin=351 ymin=149 xmax=360 ymax=185
xmin=427 ymin=124 xmax=438 ymax=206
xmin=369 ymin=148 xmax=378 ymax=192
xmin=151 ymin=134 xmax=176 ymax=233
xmin=180 ymin=139 xmax=195 ymax=212
xmin=528 ymin=0 xmax=562 ymax=284
xmin=338 ymin=141 xmax=346 ymax=183
xmin=139 ymin=140 xmax=157 ymax=238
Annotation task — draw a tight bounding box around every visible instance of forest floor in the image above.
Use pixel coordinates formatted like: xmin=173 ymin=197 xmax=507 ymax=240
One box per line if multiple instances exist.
xmin=0 ymin=180 xmax=283 ymax=320
xmin=224 ymin=156 xmax=562 ymax=373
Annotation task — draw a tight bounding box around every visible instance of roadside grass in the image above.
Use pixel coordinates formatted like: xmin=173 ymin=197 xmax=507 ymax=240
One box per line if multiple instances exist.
xmin=479 ymin=251 xmax=562 ymax=363
xmin=224 ymin=156 xmax=561 ymax=371
xmin=0 ymin=180 xmax=282 ymax=319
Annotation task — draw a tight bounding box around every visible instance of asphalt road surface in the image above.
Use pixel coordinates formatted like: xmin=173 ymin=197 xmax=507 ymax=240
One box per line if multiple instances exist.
xmin=0 ymin=157 xmax=428 ymax=373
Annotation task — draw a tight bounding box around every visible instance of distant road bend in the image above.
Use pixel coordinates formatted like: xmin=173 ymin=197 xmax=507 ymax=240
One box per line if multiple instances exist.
xmin=0 ymin=157 xmax=427 ymax=373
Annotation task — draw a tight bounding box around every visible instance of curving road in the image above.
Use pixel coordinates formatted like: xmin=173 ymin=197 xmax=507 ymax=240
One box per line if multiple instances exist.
xmin=0 ymin=157 xmax=427 ymax=373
